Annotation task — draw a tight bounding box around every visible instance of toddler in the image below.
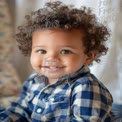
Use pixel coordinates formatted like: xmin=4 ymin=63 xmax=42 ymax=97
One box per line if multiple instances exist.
xmin=0 ymin=1 xmax=113 ymax=122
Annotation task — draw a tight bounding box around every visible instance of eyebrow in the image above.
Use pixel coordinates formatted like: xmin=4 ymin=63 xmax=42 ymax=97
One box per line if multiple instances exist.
xmin=32 ymin=45 xmax=46 ymax=48
xmin=32 ymin=45 xmax=78 ymax=49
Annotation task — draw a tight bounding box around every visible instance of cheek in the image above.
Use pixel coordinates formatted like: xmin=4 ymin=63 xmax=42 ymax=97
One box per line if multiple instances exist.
xmin=67 ymin=57 xmax=82 ymax=64
xmin=30 ymin=56 xmax=35 ymax=68
xmin=30 ymin=55 xmax=41 ymax=68
xmin=64 ymin=58 xmax=79 ymax=68
xmin=64 ymin=61 xmax=80 ymax=74
xmin=65 ymin=57 xmax=85 ymax=70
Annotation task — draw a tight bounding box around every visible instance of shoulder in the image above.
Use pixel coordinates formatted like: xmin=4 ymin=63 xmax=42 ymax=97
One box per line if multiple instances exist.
xmin=71 ymin=73 xmax=113 ymax=103
xmin=27 ymin=72 xmax=38 ymax=81
xmin=71 ymin=73 xmax=97 ymax=88
xmin=71 ymin=73 xmax=107 ymax=89
xmin=22 ymin=73 xmax=38 ymax=90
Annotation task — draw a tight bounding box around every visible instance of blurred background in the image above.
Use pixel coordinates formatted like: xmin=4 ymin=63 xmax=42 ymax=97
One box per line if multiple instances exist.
xmin=0 ymin=0 xmax=122 ymax=107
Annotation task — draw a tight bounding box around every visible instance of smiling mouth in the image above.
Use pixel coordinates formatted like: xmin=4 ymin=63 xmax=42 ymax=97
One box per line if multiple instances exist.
xmin=41 ymin=66 xmax=64 ymax=72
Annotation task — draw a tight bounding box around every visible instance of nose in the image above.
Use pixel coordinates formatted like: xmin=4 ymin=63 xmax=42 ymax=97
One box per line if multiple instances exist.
xmin=45 ymin=58 xmax=57 ymax=65
xmin=43 ymin=52 xmax=59 ymax=65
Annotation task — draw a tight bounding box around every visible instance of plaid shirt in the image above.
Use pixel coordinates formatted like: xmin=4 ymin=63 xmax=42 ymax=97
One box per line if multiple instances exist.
xmin=0 ymin=65 xmax=113 ymax=122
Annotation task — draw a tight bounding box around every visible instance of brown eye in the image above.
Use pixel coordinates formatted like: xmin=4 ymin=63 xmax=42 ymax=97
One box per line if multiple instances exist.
xmin=60 ymin=50 xmax=72 ymax=54
xmin=36 ymin=50 xmax=46 ymax=54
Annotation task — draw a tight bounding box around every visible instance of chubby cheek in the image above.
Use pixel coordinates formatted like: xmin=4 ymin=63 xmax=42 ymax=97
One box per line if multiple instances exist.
xmin=64 ymin=59 xmax=82 ymax=74
xmin=30 ymin=55 xmax=42 ymax=71
xmin=67 ymin=57 xmax=85 ymax=73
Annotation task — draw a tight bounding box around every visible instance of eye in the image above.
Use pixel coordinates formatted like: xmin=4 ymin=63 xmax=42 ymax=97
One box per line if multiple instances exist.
xmin=60 ymin=50 xmax=72 ymax=54
xmin=36 ymin=49 xmax=46 ymax=54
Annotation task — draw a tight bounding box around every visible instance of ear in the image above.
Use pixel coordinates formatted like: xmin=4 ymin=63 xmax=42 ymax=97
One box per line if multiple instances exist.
xmin=85 ymin=51 xmax=97 ymax=65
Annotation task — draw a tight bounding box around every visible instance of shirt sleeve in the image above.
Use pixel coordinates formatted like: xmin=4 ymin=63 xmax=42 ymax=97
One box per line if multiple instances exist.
xmin=70 ymin=79 xmax=113 ymax=122
xmin=0 ymin=74 xmax=35 ymax=122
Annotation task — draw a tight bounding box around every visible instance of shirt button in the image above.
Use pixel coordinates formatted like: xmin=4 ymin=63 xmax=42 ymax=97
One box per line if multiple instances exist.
xmin=37 ymin=108 xmax=42 ymax=113
xmin=50 ymin=98 xmax=54 ymax=102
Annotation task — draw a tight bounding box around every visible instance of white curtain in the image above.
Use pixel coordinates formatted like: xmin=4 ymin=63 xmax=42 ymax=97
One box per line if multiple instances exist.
xmin=14 ymin=0 xmax=122 ymax=103
xmin=90 ymin=0 xmax=122 ymax=104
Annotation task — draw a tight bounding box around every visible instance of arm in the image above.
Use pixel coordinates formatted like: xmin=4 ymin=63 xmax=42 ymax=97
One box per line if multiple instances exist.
xmin=70 ymin=80 xmax=113 ymax=122
xmin=0 ymin=74 xmax=35 ymax=122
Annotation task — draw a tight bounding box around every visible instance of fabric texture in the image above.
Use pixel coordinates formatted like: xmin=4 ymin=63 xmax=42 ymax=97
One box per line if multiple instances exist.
xmin=0 ymin=65 xmax=113 ymax=122
xmin=112 ymin=104 xmax=122 ymax=121
xmin=0 ymin=63 xmax=21 ymax=97
xmin=0 ymin=63 xmax=21 ymax=107
xmin=0 ymin=0 xmax=21 ymax=107
xmin=0 ymin=0 xmax=13 ymax=64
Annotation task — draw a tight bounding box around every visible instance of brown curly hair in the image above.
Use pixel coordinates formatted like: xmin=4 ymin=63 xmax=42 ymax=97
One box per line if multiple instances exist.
xmin=16 ymin=1 xmax=110 ymax=63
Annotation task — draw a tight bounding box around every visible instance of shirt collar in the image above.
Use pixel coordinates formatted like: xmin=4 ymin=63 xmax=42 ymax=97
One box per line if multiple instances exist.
xmin=59 ymin=65 xmax=90 ymax=83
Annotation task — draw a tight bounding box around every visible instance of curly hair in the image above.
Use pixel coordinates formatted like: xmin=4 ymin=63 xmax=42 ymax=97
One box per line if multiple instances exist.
xmin=16 ymin=1 xmax=110 ymax=63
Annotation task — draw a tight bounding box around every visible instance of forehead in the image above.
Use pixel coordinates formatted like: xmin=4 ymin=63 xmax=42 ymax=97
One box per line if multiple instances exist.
xmin=32 ymin=29 xmax=84 ymax=40
xmin=32 ymin=29 xmax=84 ymax=49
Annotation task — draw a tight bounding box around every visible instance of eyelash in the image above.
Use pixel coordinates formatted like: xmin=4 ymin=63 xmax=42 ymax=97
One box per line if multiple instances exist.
xmin=35 ymin=49 xmax=72 ymax=55
xmin=36 ymin=50 xmax=46 ymax=54
xmin=60 ymin=50 xmax=72 ymax=54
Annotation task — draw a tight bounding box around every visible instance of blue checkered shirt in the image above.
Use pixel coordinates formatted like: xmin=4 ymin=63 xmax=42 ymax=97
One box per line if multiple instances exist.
xmin=0 ymin=65 xmax=113 ymax=122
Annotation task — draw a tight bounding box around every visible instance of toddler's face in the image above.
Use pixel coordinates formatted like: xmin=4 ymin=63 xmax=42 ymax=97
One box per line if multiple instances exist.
xmin=31 ymin=29 xmax=91 ymax=84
